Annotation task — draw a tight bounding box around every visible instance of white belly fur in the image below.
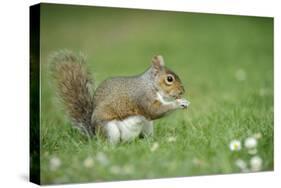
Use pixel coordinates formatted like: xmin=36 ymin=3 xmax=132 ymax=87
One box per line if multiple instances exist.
xmin=104 ymin=116 xmax=152 ymax=144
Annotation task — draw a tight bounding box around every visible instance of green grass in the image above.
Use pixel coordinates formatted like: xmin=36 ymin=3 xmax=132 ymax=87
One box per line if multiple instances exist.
xmin=39 ymin=4 xmax=273 ymax=184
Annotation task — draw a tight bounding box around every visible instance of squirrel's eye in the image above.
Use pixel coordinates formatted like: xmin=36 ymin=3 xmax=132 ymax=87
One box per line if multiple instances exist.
xmin=166 ymin=75 xmax=174 ymax=84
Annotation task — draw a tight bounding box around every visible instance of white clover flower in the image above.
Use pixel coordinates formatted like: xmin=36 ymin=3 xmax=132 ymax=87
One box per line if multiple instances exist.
xmin=96 ymin=152 xmax=109 ymax=166
xmin=83 ymin=156 xmax=94 ymax=168
xmin=110 ymin=165 xmax=122 ymax=174
xmin=244 ymin=137 xmax=257 ymax=149
xmin=241 ymin=168 xmax=250 ymax=173
xmin=250 ymin=156 xmax=263 ymax=171
xmin=235 ymin=159 xmax=248 ymax=171
xmin=167 ymin=136 xmax=177 ymax=142
xmin=229 ymin=140 xmax=241 ymax=151
xmin=253 ymin=132 xmax=262 ymax=139
xmin=150 ymin=142 xmax=159 ymax=152
xmin=123 ymin=164 xmax=134 ymax=174
xmin=192 ymin=158 xmax=205 ymax=166
xmin=49 ymin=156 xmax=61 ymax=171
xmin=235 ymin=69 xmax=247 ymax=81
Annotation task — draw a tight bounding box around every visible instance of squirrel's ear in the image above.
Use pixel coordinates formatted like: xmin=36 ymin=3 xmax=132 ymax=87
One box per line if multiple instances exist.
xmin=152 ymin=55 xmax=165 ymax=70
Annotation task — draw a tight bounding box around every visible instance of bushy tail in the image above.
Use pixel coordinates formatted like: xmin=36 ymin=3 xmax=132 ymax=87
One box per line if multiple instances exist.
xmin=50 ymin=51 xmax=94 ymax=135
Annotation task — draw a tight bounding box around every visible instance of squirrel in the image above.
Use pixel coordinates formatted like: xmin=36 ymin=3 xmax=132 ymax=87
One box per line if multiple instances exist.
xmin=50 ymin=51 xmax=190 ymax=144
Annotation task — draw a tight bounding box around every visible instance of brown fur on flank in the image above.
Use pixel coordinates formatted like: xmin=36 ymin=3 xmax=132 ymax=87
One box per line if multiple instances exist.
xmin=91 ymin=55 xmax=185 ymax=127
xmin=50 ymin=51 xmax=94 ymax=134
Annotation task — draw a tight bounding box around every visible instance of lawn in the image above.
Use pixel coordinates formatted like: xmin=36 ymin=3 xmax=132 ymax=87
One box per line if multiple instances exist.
xmin=39 ymin=4 xmax=273 ymax=184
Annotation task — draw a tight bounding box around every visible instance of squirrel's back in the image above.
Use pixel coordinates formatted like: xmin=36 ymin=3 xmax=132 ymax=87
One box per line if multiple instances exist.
xmin=92 ymin=75 xmax=153 ymax=123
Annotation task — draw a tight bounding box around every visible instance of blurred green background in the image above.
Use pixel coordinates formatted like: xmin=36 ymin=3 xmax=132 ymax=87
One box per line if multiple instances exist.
xmin=39 ymin=3 xmax=273 ymax=184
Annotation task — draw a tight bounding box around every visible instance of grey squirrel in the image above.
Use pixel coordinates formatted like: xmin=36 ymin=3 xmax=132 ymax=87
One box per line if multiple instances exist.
xmin=50 ymin=51 xmax=190 ymax=144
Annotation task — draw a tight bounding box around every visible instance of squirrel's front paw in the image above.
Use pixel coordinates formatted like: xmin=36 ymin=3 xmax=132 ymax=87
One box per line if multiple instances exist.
xmin=176 ymin=98 xmax=190 ymax=109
